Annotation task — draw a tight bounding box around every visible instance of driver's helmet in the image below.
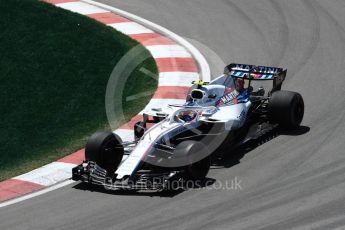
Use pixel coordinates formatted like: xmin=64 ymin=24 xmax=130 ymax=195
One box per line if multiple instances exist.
xmin=178 ymin=110 xmax=197 ymax=122
xmin=234 ymin=78 xmax=244 ymax=91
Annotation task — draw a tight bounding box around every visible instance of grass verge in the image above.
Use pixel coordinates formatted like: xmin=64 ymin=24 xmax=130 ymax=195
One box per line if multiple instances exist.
xmin=0 ymin=0 xmax=158 ymax=181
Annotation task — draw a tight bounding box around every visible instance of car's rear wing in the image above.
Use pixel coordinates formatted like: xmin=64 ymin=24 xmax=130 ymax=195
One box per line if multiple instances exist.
xmin=224 ymin=63 xmax=287 ymax=91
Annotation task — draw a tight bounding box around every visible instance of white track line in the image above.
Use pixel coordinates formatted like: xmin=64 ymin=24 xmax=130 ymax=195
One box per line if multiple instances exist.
xmin=109 ymin=22 xmax=153 ymax=35
xmin=145 ymin=45 xmax=192 ymax=58
xmin=56 ymin=2 xmax=108 ymax=15
xmin=0 ymin=180 xmax=75 ymax=208
xmin=14 ymin=162 xmax=76 ymax=186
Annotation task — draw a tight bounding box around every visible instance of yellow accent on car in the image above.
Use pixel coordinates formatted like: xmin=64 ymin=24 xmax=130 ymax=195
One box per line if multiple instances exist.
xmin=192 ymin=80 xmax=209 ymax=85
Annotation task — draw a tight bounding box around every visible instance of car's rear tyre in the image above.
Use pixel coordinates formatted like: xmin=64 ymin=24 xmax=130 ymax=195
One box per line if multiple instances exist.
xmin=85 ymin=131 xmax=124 ymax=174
xmin=174 ymin=141 xmax=211 ymax=180
xmin=268 ymin=90 xmax=304 ymax=128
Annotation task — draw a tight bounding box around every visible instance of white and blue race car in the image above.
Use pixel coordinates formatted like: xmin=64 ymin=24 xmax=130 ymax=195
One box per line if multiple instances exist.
xmin=72 ymin=63 xmax=304 ymax=191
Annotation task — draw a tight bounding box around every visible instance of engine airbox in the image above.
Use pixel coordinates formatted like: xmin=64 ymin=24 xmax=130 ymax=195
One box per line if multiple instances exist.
xmin=190 ymin=89 xmax=205 ymax=100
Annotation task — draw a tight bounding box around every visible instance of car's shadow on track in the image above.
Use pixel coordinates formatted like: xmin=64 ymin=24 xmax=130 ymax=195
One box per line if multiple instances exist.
xmin=211 ymin=125 xmax=310 ymax=169
xmin=72 ymin=177 xmax=217 ymax=198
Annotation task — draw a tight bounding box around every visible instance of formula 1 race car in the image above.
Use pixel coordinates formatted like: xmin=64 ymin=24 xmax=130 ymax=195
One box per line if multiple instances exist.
xmin=72 ymin=63 xmax=304 ymax=191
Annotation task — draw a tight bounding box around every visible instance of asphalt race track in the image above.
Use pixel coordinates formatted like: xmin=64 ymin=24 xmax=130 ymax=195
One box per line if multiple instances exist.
xmin=1 ymin=0 xmax=345 ymax=229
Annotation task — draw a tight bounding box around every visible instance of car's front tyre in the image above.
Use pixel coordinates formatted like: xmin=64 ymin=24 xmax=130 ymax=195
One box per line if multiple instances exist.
xmin=85 ymin=131 xmax=124 ymax=174
xmin=174 ymin=141 xmax=211 ymax=180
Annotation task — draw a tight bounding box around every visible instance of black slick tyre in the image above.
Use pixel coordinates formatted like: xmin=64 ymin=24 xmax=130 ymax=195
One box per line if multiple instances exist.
xmin=268 ymin=90 xmax=304 ymax=128
xmin=85 ymin=131 xmax=124 ymax=174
